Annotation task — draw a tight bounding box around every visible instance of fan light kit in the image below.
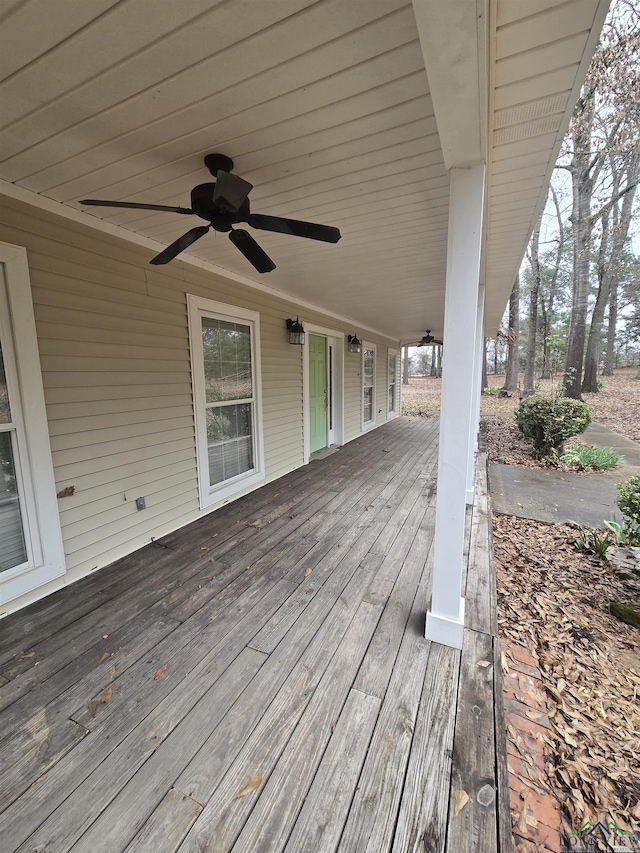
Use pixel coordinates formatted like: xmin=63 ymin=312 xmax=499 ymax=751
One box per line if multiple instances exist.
xmin=80 ymin=153 xmax=341 ymax=273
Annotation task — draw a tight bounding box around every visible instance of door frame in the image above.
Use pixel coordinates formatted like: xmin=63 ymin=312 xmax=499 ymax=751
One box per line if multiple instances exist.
xmin=302 ymin=324 xmax=344 ymax=464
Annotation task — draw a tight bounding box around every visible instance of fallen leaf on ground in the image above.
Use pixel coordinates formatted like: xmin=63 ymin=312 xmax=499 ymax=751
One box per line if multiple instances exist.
xmin=19 ymin=651 xmax=35 ymax=658
xmin=153 ymin=664 xmax=168 ymax=680
xmin=95 ymin=652 xmax=111 ymax=667
xmin=305 ymin=568 xmax=313 ymax=577
xmin=453 ymin=789 xmax=469 ymax=818
xmin=100 ymin=687 xmax=112 ymax=704
xmin=87 ymin=700 xmax=98 ymax=717
xmin=477 ymin=659 xmax=491 ymax=667
xmin=233 ymin=774 xmax=262 ymax=799
xmin=109 ymin=665 xmax=116 ymax=676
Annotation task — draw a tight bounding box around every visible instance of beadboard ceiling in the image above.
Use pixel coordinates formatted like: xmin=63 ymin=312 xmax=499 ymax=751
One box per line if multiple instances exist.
xmin=0 ymin=0 xmax=608 ymax=341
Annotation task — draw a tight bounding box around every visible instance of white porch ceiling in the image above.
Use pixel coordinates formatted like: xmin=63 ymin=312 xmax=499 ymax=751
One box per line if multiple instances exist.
xmin=0 ymin=0 xmax=608 ymax=340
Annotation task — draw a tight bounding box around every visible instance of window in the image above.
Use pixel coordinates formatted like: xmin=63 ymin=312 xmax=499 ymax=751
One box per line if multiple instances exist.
xmin=0 ymin=244 xmax=65 ymax=605
xmin=362 ymin=344 xmax=375 ymax=427
xmin=388 ymin=349 xmax=398 ymax=416
xmin=188 ymin=296 xmax=264 ymax=509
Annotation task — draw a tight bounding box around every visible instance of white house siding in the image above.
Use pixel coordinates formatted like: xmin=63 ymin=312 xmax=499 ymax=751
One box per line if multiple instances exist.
xmin=0 ymin=195 xmax=400 ymax=612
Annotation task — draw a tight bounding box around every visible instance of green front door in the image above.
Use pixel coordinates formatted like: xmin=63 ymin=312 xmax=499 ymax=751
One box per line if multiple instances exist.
xmin=309 ymin=334 xmax=328 ymax=453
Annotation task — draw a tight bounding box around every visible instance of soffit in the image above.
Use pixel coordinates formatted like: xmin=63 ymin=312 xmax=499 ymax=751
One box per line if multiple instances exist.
xmin=0 ymin=0 xmax=608 ymax=342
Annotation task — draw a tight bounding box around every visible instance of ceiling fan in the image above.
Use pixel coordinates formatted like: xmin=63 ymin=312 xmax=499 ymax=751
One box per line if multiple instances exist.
xmin=417 ymin=331 xmax=443 ymax=346
xmin=80 ymin=153 xmax=341 ymax=273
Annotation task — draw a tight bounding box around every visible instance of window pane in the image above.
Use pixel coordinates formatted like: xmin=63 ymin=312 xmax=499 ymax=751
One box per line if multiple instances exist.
xmin=389 ymin=384 xmax=395 ymax=412
xmin=363 ymin=349 xmax=374 ymax=385
xmin=0 ymin=430 xmax=27 ymax=571
xmin=363 ymin=387 xmax=373 ymax=423
xmin=0 ymin=340 xmax=11 ymax=424
xmin=206 ymin=403 xmax=254 ymax=486
xmin=202 ymin=318 xmax=252 ymax=403
xmin=388 ymin=353 xmax=396 ymax=381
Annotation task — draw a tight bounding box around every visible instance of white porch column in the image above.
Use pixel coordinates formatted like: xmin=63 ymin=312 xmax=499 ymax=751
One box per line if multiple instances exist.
xmin=426 ymin=164 xmax=485 ymax=649
xmin=466 ymin=284 xmax=485 ymax=504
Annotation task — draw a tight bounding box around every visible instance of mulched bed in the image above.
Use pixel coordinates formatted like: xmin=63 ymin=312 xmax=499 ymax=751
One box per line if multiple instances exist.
xmin=493 ymin=514 xmax=640 ymax=845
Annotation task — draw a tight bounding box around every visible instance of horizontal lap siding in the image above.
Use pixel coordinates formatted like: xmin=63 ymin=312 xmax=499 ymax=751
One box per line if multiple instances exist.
xmin=0 ymin=195 xmax=399 ymax=593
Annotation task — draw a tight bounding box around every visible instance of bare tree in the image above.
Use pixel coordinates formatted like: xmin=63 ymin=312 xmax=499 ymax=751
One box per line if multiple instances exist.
xmin=583 ymin=146 xmax=639 ymax=391
xmin=523 ymin=214 xmax=543 ymax=394
xmin=402 ymin=346 xmax=410 ymax=385
xmin=561 ymin=1 xmax=640 ymax=397
xmin=539 ymin=187 xmax=567 ymax=379
xmin=503 ymin=275 xmax=520 ymax=391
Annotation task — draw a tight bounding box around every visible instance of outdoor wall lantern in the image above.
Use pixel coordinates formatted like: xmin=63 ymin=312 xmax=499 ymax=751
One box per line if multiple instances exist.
xmin=286 ymin=317 xmax=306 ymax=345
xmin=347 ymin=334 xmax=362 ymax=354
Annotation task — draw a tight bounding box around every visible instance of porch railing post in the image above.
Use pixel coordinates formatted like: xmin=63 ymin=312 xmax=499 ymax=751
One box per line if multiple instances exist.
xmin=426 ymin=164 xmax=485 ymax=649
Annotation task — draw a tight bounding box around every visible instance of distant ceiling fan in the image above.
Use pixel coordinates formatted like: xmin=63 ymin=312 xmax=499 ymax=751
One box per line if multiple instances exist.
xmin=80 ymin=153 xmax=341 ymax=273
xmin=417 ymin=331 xmax=443 ymax=346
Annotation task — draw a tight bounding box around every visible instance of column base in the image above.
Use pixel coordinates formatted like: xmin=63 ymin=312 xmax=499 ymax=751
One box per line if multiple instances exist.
xmin=465 ymin=486 xmax=475 ymax=505
xmin=425 ymin=598 xmax=465 ymax=649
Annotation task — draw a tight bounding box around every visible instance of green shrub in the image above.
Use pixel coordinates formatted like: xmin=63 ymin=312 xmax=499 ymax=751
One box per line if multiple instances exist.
xmin=616 ymin=475 xmax=640 ymax=526
xmin=573 ymin=523 xmax=612 ymax=557
xmin=514 ymin=395 xmax=591 ymax=456
xmin=559 ymin=445 xmax=624 ymax=471
xmin=483 ymin=385 xmax=500 ymax=395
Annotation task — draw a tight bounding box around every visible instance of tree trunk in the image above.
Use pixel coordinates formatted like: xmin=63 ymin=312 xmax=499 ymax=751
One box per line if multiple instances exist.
xmin=583 ymin=148 xmax=639 ymax=392
xmin=435 ymin=344 xmax=442 ymax=378
xmin=402 ymin=346 xmax=409 ymax=385
xmin=524 ymin=215 xmax=542 ymax=394
xmin=503 ymin=275 xmax=520 ymax=391
xmin=602 ymin=280 xmax=618 ymax=376
xmin=540 ymin=186 xmax=565 ymax=379
xmin=481 ymin=340 xmax=488 ymax=391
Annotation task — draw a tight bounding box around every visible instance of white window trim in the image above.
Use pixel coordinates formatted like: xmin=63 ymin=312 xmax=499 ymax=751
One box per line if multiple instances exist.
xmin=0 ymin=242 xmax=65 ymax=606
xmin=387 ymin=347 xmax=399 ymax=419
xmin=188 ymin=295 xmax=265 ymax=510
xmin=361 ymin=342 xmax=376 ymax=431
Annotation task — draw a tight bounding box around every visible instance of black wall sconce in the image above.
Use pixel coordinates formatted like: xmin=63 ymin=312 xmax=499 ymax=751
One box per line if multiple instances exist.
xmin=286 ymin=317 xmax=306 ymax=345
xmin=347 ymin=334 xmax=362 ymax=354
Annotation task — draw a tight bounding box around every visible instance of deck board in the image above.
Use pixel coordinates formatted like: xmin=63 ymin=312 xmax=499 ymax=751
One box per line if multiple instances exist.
xmin=0 ymin=418 xmax=506 ymax=853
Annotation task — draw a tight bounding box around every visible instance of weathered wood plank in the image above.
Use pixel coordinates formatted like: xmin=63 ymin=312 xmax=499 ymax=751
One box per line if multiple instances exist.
xmin=282 ymin=688 xmax=381 ymax=853
xmin=177 ymin=601 xmax=383 ymax=853
xmin=335 ymin=603 xmax=433 ymax=852
xmin=465 ymin=455 xmax=494 ymax=635
xmin=493 ymin=637 xmax=513 ymax=853
xmin=355 ymin=515 xmax=434 ymax=698
xmin=0 ymin=615 xmax=179 ymax=808
xmin=174 ymin=536 xmax=382 ymax=808
xmin=0 ymin=577 xmax=296 ymax=849
xmin=445 ymin=629 xmax=497 ymax=853
xmin=123 ymin=788 xmax=202 ymax=853
xmin=59 ymin=649 xmax=266 ymax=853
xmin=391 ymin=642 xmax=461 ymax=853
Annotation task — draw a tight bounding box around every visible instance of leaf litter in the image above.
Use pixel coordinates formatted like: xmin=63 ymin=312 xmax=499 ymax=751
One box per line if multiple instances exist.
xmin=493 ymin=513 xmax=640 ymax=842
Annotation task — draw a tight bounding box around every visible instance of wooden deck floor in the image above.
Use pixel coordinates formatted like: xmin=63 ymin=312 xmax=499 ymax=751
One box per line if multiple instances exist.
xmin=0 ymin=418 xmax=510 ymax=853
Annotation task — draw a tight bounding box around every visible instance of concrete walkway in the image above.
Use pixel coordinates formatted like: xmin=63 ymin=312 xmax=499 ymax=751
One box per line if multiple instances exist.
xmin=489 ymin=422 xmax=640 ymax=529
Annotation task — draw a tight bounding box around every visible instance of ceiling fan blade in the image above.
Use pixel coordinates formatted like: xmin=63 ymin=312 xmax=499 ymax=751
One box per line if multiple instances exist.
xmin=229 ymin=229 xmax=276 ymax=273
xmin=80 ymin=199 xmax=194 ymax=215
xmin=247 ymin=213 xmax=341 ymax=243
xmin=149 ymin=226 xmax=210 ymax=265
xmin=213 ymin=170 xmax=253 ymax=214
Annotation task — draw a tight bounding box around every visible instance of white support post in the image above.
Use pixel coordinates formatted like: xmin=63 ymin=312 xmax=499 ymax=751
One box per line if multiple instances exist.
xmin=466 ymin=285 xmax=485 ymax=504
xmin=426 ymin=164 xmax=485 ymax=650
